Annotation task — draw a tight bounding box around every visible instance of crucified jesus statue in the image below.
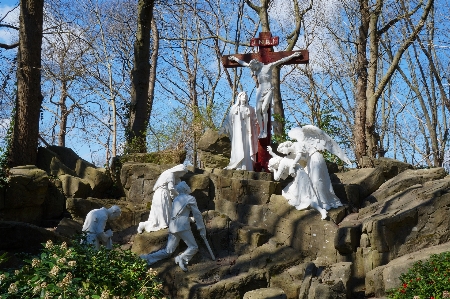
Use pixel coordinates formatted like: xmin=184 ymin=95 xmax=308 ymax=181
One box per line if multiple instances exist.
xmin=228 ymin=51 xmax=301 ymax=139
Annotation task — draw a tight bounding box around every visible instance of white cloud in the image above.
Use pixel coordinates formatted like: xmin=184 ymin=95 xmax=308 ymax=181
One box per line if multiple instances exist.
xmin=0 ymin=3 xmax=19 ymax=44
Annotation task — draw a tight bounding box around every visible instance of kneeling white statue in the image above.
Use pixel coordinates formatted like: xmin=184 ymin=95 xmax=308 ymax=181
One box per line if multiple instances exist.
xmin=268 ymin=144 xmax=327 ymax=219
xmin=140 ymin=181 xmax=206 ymax=272
xmin=82 ymin=205 xmax=122 ymax=250
xmin=287 ymin=126 xmax=350 ymax=210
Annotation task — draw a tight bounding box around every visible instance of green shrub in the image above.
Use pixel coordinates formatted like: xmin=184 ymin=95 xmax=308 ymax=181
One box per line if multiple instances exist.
xmin=387 ymin=251 xmax=450 ymax=299
xmin=0 ymin=239 xmax=167 ymax=299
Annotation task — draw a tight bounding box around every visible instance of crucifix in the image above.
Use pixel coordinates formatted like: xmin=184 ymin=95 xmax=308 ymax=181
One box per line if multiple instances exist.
xmin=222 ymin=32 xmax=309 ymax=172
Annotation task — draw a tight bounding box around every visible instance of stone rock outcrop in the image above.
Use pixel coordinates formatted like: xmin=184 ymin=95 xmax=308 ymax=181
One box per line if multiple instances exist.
xmin=59 ymin=174 xmax=92 ymax=198
xmin=42 ymin=178 xmax=66 ymax=221
xmin=3 ymin=150 xmax=450 ymax=299
xmin=0 ymin=166 xmax=49 ymax=224
xmin=124 ymin=159 xmax=450 ymax=298
xmin=332 ymin=167 xmax=386 ymax=200
xmin=37 ymin=146 xmax=114 ymax=199
xmin=120 ymin=163 xmax=175 ymax=204
xmin=243 ymin=288 xmax=287 ymax=299
xmin=197 ymin=129 xmax=231 ymax=169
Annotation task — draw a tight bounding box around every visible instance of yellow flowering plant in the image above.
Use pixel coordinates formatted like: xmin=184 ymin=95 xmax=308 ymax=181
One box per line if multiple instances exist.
xmin=0 ymin=237 xmax=166 ymax=298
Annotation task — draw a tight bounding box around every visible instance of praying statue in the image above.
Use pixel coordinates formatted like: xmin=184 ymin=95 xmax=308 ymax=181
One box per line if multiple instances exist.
xmin=82 ymin=205 xmax=122 ymax=250
xmin=228 ymin=52 xmax=301 ymax=139
xmin=138 ymin=164 xmax=188 ymax=233
xmin=140 ymin=181 xmax=206 ymax=272
xmin=220 ymin=91 xmax=258 ymax=171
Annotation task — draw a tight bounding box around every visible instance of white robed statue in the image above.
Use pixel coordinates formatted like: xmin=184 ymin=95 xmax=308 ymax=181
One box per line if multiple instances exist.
xmin=137 ymin=164 xmax=188 ymax=233
xmin=268 ymin=143 xmax=327 ymax=219
xmin=288 ymin=125 xmax=351 ymax=210
xmin=221 ymin=91 xmax=258 ymax=171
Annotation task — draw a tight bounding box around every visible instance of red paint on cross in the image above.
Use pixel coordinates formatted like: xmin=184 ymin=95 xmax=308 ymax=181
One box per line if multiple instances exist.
xmin=222 ymin=32 xmax=309 ymax=172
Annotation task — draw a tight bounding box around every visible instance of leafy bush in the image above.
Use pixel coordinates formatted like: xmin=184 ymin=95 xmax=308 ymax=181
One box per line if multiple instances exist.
xmin=387 ymin=251 xmax=450 ymax=299
xmin=0 ymin=239 xmax=167 ymax=299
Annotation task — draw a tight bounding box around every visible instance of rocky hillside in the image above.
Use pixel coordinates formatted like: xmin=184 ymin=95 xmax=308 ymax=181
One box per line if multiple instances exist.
xmin=129 ymin=159 xmax=450 ymax=298
xmin=1 ymin=144 xmax=449 ymax=299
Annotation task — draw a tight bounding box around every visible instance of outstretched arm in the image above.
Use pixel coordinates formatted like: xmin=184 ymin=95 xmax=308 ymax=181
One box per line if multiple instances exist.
xmin=271 ymin=52 xmax=302 ymax=67
xmin=229 ymin=56 xmax=249 ymax=67
xmin=267 ymin=146 xmax=276 ymax=157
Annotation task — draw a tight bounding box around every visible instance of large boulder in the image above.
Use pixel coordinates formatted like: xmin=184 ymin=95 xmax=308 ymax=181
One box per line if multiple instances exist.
xmin=36 ymin=147 xmax=77 ymax=177
xmin=37 ymin=146 xmax=114 ymax=199
xmin=4 ymin=166 xmax=49 ymax=208
xmin=269 ymin=263 xmax=314 ymax=299
xmin=332 ymin=167 xmax=386 ymax=200
xmin=41 ymin=178 xmax=66 ymax=222
xmin=367 ymin=157 xmax=413 ymax=180
xmin=59 ymin=174 xmax=92 ymax=198
xmin=1 ymin=166 xmax=49 ymax=224
xmin=301 ymin=262 xmax=353 ymax=299
xmin=363 ymin=167 xmax=447 ymax=206
xmin=197 ymin=129 xmax=231 ymax=169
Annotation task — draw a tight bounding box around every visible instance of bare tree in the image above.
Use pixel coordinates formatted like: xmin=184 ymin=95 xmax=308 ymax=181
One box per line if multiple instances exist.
xmin=352 ymin=0 xmax=434 ymax=164
xmin=8 ymin=0 xmax=44 ymax=167
xmin=127 ymin=0 xmax=155 ymax=153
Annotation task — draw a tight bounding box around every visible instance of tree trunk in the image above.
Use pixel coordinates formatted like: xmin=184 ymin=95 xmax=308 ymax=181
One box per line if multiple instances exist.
xmin=357 ymin=0 xmax=434 ymax=164
xmin=58 ymin=81 xmax=69 ymax=147
xmin=147 ymin=17 xmax=158 ymax=123
xmin=8 ymin=0 xmax=44 ymax=167
xmin=353 ymin=0 xmax=370 ymax=165
xmin=272 ymin=66 xmax=285 ymax=137
xmin=128 ymin=0 xmax=155 ymax=153
xmin=365 ymin=0 xmax=382 ymax=158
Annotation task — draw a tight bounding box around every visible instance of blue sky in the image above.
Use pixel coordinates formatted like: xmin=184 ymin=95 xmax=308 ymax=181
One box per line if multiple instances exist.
xmin=0 ymin=1 xmax=19 ymax=44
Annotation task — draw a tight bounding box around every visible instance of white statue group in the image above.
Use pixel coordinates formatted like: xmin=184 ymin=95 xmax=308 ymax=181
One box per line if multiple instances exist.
xmin=80 ymin=54 xmax=351 ymax=271
xmin=221 ymin=53 xmax=350 ymax=219
xmin=81 ymin=164 xmax=208 ymax=272
xmin=220 ymin=52 xmax=302 ymax=171
xmin=268 ymin=126 xmax=351 ymax=219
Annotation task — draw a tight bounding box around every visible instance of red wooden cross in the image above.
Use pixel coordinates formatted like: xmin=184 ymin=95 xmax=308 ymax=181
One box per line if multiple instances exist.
xmin=222 ymin=32 xmax=309 ymax=172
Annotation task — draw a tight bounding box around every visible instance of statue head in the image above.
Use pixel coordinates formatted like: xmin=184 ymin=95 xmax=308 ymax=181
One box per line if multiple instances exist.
xmin=237 ymin=91 xmax=248 ymax=106
xmin=168 ymin=164 xmax=188 ymax=177
xmin=107 ymin=205 xmax=121 ymax=220
xmin=175 ymin=181 xmax=191 ymax=195
xmin=248 ymin=59 xmax=263 ymax=71
xmin=268 ymin=156 xmax=282 ymax=172
xmin=277 ymin=141 xmax=294 ymax=155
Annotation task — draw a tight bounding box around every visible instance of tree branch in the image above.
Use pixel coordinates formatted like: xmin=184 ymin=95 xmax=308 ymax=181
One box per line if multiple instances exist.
xmin=0 ymin=42 xmax=19 ymax=49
